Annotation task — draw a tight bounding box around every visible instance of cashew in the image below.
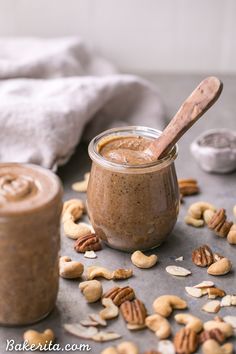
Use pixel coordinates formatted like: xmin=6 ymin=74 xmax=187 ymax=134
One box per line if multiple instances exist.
xmin=72 ymin=173 xmax=90 ymax=193
xmin=131 ymin=250 xmax=158 ymax=269
xmin=63 ymin=221 xmax=93 ymax=240
xmin=202 ymin=339 xmax=233 ymax=354
xmin=59 ymin=256 xmax=84 ymax=279
xmin=184 ymin=215 xmax=204 ymax=227
xmin=188 ymin=202 xmax=216 ymax=219
xmin=153 ymin=295 xmax=187 ymax=317
xmin=23 ymin=329 xmax=55 ymax=346
xmin=145 ymin=314 xmax=171 ymax=339
xmin=87 ymin=266 xmax=113 ymax=280
xmin=207 ymin=258 xmax=232 ymax=276
xmin=227 ymin=224 xmax=236 ymax=245
xmin=175 ymin=313 xmax=203 ymax=333
xmin=117 ymin=341 xmax=139 ymax=354
xmin=204 ymin=320 xmax=233 ymax=338
xmin=100 ymin=298 xmax=119 ymax=320
xmin=203 ymin=209 xmax=216 ymax=224
xmin=79 ymin=280 xmax=103 ymax=303
xmin=62 ymin=199 xmax=84 ymax=222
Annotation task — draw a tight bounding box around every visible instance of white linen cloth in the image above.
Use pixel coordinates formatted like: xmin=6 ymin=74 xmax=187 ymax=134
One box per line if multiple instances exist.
xmin=0 ymin=37 xmax=165 ymax=170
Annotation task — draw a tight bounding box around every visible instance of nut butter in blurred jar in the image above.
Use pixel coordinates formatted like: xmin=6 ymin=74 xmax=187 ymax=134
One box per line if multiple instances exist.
xmin=0 ymin=163 xmax=62 ymax=325
xmin=87 ymin=126 xmax=179 ymax=252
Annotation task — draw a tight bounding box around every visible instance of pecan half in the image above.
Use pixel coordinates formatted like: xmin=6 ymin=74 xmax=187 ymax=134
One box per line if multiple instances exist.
xmin=178 ymin=179 xmax=199 ymax=196
xmin=174 ymin=328 xmax=199 ymax=354
xmin=74 ymin=233 xmax=102 ymax=253
xmin=192 ymin=244 xmax=214 ymax=267
xmin=120 ymin=299 xmax=147 ymax=325
xmin=103 ymin=286 xmax=135 ymax=307
xmin=199 ymin=328 xmax=225 ymax=344
xmin=208 ymin=209 xmax=233 ymax=237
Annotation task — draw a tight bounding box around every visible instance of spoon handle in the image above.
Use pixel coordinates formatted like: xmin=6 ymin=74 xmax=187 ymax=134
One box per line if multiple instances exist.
xmin=148 ymin=76 xmax=223 ymax=160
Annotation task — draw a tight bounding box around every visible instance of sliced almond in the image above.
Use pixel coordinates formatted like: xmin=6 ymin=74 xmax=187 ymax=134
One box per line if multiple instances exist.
xmin=202 ymin=300 xmax=221 ymax=313
xmin=64 ymin=324 xmax=98 ymax=339
xmin=166 ymin=265 xmax=191 ymax=277
xmin=175 ymin=256 xmax=184 ymax=262
xmin=80 ymin=319 xmax=98 ymax=327
xmin=127 ymin=323 xmax=146 ymax=331
xmin=89 ymin=314 xmax=107 ymax=327
xmin=185 ymin=286 xmax=203 ymax=298
xmin=207 ymin=287 xmax=226 ymax=299
xmin=157 ymin=340 xmax=175 ymax=354
xmin=194 ymin=281 xmax=215 ymax=288
xmin=84 ymin=251 xmax=97 ymax=259
xmin=92 ymin=331 xmax=121 ymax=342
xmin=221 ymin=295 xmax=232 ymax=307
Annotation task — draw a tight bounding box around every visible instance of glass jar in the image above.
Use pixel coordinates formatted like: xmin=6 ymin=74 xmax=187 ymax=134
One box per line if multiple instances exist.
xmin=87 ymin=126 xmax=179 ymax=252
xmin=0 ymin=163 xmax=62 ymax=325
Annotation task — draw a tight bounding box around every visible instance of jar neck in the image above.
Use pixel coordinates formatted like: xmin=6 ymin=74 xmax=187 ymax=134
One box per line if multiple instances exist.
xmin=88 ymin=126 xmax=178 ymax=173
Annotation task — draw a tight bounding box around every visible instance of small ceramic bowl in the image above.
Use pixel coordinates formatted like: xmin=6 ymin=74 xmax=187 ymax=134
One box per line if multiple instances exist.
xmin=191 ymin=129 xmax=236 ymax=173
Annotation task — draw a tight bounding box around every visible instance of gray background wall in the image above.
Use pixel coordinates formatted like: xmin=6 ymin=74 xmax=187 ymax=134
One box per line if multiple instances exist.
xmin=1 ymin=0 xmax=235 ymax=73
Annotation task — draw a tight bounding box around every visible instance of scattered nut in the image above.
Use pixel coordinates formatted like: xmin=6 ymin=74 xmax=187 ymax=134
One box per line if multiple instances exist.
xmin=207 ymin=287 xmax=226 ymax=299
xmin=59 ymin=256 xmax=84 ymax=279
xmin=184 ymin=215 xmax=204 ymax=227
xmin=23 ymin=329 xmax=55 ymax=346
xmin=185 ymin=286 xmax=203 ymax=298
xmin=200 ymin=329 xmax=225 ymax=344
xmin=80 ymin=318 xmax=98 ymax=327
xmin=227 ymin=224 xmax=236 ymax=245
xmin=166 ymin=265 xmax=191 ymax=277
xmin=84 ymin=250 xmax=97 ymax=259
xmin=127 ymin=323 xmax=146 ymax=331
xmin=214 ymin=253 xmax=225 ymax=262
xmin=157 ymin=340 xmax=175 ymax=354
xmin=112 ymin=268 xmax=133 ymax=280
xmin=207 ymin=258 xmax=232 ymax=276
xmin=221 ymin=295 xmax=236 ymax=307
xmin=202 ymin=339 xmax=233 ymax=354
xmin=89 ymin=313 xmax=107 ymax=327
xmin=120 ymin=299 xmax=147 ymax=325
xmin=99 ymin=298 xmax=119 ymax=320
xmin=204 ymin=320 xmax=233 ymax=338
xmin=74 ymin=233 xmax=102 ymax=253
xmin=203 ymin=209 xmax=216 ymax=224
xmin=175 ymin=313 xmax=203 ymax=333
xmin=174 ymin=327 xmax=199 ymax=354
xmin=64 ymin=221 xmax=93 ymax=240
xmin=72 ymin=172 xmax=90 ymax=192
xmin=87 ymin=266 xmax=113 ymax=280
xmin=145 ymin=314 xmax=171 ymax=339
xmin=64 ymin=323 xmax=98 ymax=339
xmin=131 ymin=251 xmax=158 ymax=269
xmin=92 ymin=331 xmax=121 ymax=342
xmin=192 ymin=244 xmax=214 ymax=267
xmin=153 ymin=295 xmax=187 ymax=317
xmin=188 ymin=202 xmax=216 ymax=219
xmin=202 ymin=300 xmax=221 ymax=313
xmin=223 ymin=316 xmax=236 ymax=329
xmin=178 ymin=179 xmax=199 ymax=196
xmin=175 ymin=256 xmax=184 ymax=261
xmin=116 ymin=341 xmax=139 ymax=354
xmin=194 ymin=280 xmax=215 ymax=288
xmin=208 ymin=209 xmax=233 ymax=238
xmin=103 ymin=286 xmax=135 ymax=307
xmin=79 ymin=280 xmax=103 ymax=303
xmin=62 ymin=199 xmax=85 ymax=221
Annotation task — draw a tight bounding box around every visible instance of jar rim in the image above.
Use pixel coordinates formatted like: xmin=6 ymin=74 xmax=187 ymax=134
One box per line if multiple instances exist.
xmin=88 ymin=126 xmax=178 ymax=172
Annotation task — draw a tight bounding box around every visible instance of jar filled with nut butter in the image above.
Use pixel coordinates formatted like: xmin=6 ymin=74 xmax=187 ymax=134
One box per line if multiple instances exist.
xmin=0 ymin=163 xmax=62 ymax=326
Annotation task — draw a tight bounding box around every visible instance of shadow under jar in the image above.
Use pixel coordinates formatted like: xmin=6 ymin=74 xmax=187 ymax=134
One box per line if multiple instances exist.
xmin=0 ymin=163 xmax=62 ymax=326
xmin=87 ymin=126 xmax=180 ymax=252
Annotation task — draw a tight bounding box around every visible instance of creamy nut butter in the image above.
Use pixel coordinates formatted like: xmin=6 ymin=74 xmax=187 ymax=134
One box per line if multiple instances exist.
xmin=87 ymin=127 xmax=179 ymax=252
xmin=0 ymin=163 xmax=62 ymax=325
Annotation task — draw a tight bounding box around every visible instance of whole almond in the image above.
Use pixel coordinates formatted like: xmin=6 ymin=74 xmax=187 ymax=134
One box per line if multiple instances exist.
xmin=207 ymin=258 xmax=232 ymax=276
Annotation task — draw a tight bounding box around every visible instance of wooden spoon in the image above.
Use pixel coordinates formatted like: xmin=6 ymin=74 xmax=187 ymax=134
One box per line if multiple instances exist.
xmin=146 ymin=76 xmax=223 ymax=160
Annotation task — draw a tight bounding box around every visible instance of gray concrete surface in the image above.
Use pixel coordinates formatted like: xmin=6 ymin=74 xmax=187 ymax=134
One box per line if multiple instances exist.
xmin=1 ymin=74 xmax=236 ymax=353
